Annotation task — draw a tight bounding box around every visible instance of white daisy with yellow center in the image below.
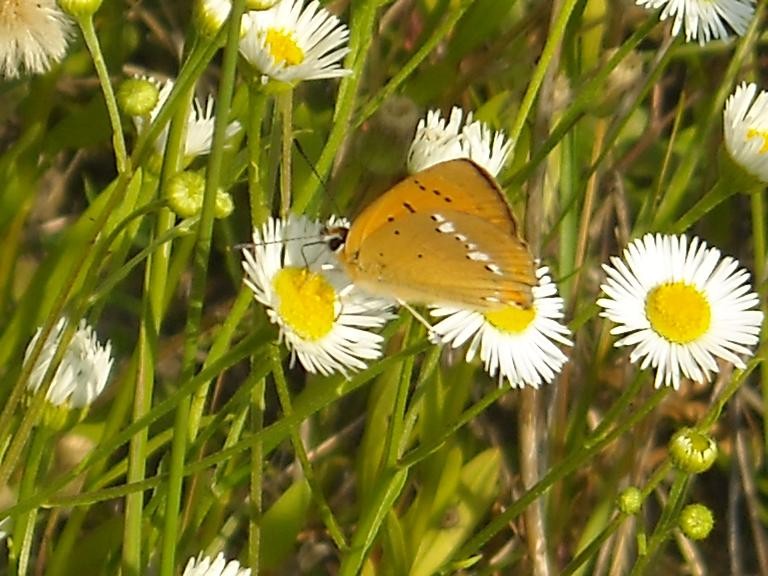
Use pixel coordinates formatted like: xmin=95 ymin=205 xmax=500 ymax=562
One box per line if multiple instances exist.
xmin=724 ymin=82 xmax=768 ymax=183
xmin=407 ymin=107 xmax=512 ymax=176
xmin=597 ymin=233 xmax=763 ymax=389
xmin=0 ymin=0 xmax=71 ymax=78
xmin=636 ymin=0 xmax=755 ymax=45
xmin=242 ymin=215 xmax=394 ymax=376
xmin=430 ymin=267 xmax=572 ymax=389
xmin=239 ymin=0 xmax=350 ymax=84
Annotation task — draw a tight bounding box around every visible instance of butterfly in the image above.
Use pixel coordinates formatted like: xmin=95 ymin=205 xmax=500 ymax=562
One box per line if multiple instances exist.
xmin=325 ymin=159 xmax=537 ymax=312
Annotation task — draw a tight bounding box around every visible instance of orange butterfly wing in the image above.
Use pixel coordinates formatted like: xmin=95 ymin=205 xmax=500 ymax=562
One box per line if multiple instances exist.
xmin=344 ymin=159 xmax=522 ymax=253
xmin=342 ymin=211 xmax=536 ymax=310
xmin=339 ymin=158 xmax=536 ymax=310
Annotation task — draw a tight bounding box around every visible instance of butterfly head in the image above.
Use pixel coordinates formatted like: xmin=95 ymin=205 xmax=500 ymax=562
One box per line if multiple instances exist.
xmin=322 ymin=225 xmax=349 ymax=254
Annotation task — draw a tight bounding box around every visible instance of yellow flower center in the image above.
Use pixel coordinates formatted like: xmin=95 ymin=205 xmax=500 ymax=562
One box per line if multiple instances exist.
xmin=273 ymin=267 xmax=336 ymax=341
xmin=484 ymin=304 xmax=536 ymax=334
xmin=265 ymin=28 xmax=304 ymax=66
xmin=746 ymin=128 xmax=768 ymax=154
xmin=645 ymin=282 xmax=711 ymax=344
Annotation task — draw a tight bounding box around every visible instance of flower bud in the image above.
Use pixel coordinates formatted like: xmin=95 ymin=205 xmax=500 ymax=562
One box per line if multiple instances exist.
xmin=118 ymin=78 xmax=159 ymax=117
xmin=679 ymin=504 xmax=714 ymax=540
xmin=617 ymin=487 xmax=643 ymax=515
xmin=246 ymin=0 xmax=281 ymax=9
xmin=669 ymin=428 xmax=717 ymax=474
xmin=194 ymin=0 xmax=231 ymax=38
xmin=166 ymin=171 xmax=233 ymax=219
xmin=58 ymin=0 xmax=103 ymax=19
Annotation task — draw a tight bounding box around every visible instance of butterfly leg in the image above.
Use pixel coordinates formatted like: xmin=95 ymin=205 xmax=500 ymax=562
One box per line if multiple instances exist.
xmin=396 ymin=300 xmax=443 ymax=344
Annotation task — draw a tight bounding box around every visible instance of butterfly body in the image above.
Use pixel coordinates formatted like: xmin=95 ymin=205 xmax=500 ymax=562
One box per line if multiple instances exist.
xmin=329 ymin=159 xmax=536 ymax=311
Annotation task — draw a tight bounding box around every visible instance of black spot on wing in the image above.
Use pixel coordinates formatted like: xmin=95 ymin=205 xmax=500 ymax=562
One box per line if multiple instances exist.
xmin=403 ymin=202 xmax=416 ymax=213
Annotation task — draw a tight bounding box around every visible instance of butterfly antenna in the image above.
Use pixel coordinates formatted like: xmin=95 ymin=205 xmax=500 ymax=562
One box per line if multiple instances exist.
xmin=230 ymin=238 xmax=285 ymax=252
xmin=294 ymin=140 xmax=343 ymax=216
xmin=299 ymin=237 xmax=333 ymax=268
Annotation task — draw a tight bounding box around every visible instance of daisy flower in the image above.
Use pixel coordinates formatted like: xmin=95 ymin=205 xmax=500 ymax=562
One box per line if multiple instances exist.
xmin=132 ymin=76 xmax=242 ymax=160
xmin=239 ymin=0 xmax=351 ymax=84
xmin=407 ymin=107 xmax=513 ymax=176
xmin=430 ymin=267 xmax=572 ymax=389
xmin=241 ymin=215 xmax=394 ymax=376
xmin=723 ymin=82 xmax=768 ymax=183
xmin=597 ymin=233 xmax=763 ymax=389
xmin=182 ymin=552 xmax=251 ymax=576
xmin=0 ymin=0 xmax=71 ymax=79
xmin=24 ymin=318 xmax=114 ymax=408
xmin=635 ymin=0 xmax=755 ymax=45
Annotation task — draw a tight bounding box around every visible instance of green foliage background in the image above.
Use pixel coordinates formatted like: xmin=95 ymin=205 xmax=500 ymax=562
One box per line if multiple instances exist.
xmin=0 ymin=0 xmax=766 ymax=574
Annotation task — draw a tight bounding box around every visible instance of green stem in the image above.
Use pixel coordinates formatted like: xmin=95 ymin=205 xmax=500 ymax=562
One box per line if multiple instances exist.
xmin=76 ymin=15 xmax=129 ymax=173
xmin=752 ymin=190 xmax=768 ymax=449
xmin=385 ymin=316 xmax=418 ymax=466
xmin=398 ymin=385 xmax=507 ymax=468
xmin=269 ymin=346 xmax=348 ymax=550
xmin=1 ymin=333 xmax=269 ymax=524
xmin=669 ymin=179 xmax=734 ymax=233
xmin=563 ymin=461 xmax=672 ymax=575
xmin=248 ymin=85 xmax=270 ymax=227
xmin=159 ymin=2 xmax=246 ymax=573
xmin=188 ymin=289 xmax=253 ymax=442
xmin=245 ymin=82 xmax=269 ymax=572
xmin=249 ymin=375 xmax=266 ymax=573
xmin=278 ymin=89 xmax=294 ymax=218
xmin=124 ymin=61 xmax=197 ymax=576
xmin=653 ymin=2 xmax=766 ymax=226
xmin=560 ymin=514 xmax=625 ymax=576
xmin=0 ymin=26 xmax=225 ymax=507
xmin=293 ymin=0 xmax=379 ymax=213
xmin=354 ymin=0 xmax=472 ymax=128
xmin=11 ymin=425 xmax=51 ymax=576
xmin=0 ymin=321 xmax=79 ymax=490
xmin=508 ymin=17 xmax=656 ymax=188
xmin=508 ymin=0 xmax=579 ymax=148
xmin=702 ymin=356 xmax=761 ymax=428
xmin=629 ymin=474 xmax=690 ymax=575
xmin=447 ymin=386 xmax=669 ymax=570
xmin=47 ymin=358 xmax=137 ymax=576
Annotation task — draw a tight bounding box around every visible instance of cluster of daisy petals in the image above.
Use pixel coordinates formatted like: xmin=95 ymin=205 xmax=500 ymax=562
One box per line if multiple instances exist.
xmin=182 ymin=552 xmax=250 ymax=576
xmin=240 ymin=101 xmax=765 ymax=391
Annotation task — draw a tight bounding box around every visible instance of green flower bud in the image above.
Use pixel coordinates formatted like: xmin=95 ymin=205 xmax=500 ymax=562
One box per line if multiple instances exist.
xmin=679 ymin=504 xmax=714 ymax=540
xmin=166 ymin=171 xmax=233 ymax=220
xmin=118 ymin=78 xmax=159 ymax=117
xmin=669 ymin=428 xmax=717 ymax=474
xmin=194 ymin=0 xmax=230 ymax=38
xmin=58 ymin=0 xmax=103 ymax=19
xmin=214 ymin=188 xmax=234 ymax=219
xmin=617 ymin=487 xmax=643 ymax=515
xmin=247 ymin=0 xmax=280 ymax=8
